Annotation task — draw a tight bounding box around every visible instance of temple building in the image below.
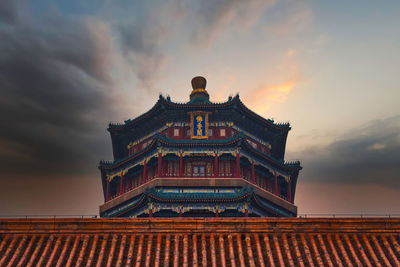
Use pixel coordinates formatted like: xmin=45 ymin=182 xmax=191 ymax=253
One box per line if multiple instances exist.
xmin=99 ymin=76 xmax=302 ymax=218
xmin=0 ymin=77 xmax=399 ymax=266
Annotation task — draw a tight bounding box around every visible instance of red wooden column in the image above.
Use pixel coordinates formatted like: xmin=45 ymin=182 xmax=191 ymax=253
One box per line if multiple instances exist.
xmin=214 ymin=153 xmax=219 ymax=178
xmin=251 ymin=161 xmax=255 ymax=184
xmin=119 ymin=173 xmax=123 ymax=195
xmin=158 ymin=152 xmax=162 ymax=177
xmin=288 ymin=179 xmax=292 ymax=203
xmin=179 ymin=153 xmax=183 ymax=177
xmin=142 ymin=160 xmax=147 ymax=184
xmin=235 ymin=153 xmax=240 ymax=177
xmin=274 ymin=173 xmax=278 ymax=196
xmin=106 ymin=180 xmax=110 ymax=202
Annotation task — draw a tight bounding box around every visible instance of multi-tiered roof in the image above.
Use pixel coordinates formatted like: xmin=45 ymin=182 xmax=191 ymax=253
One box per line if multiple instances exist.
xmin=99 ymin=77 xmax=301 ymax=217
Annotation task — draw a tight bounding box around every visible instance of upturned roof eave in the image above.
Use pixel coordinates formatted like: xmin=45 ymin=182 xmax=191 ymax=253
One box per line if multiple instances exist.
xmin=99 ymin=134 xmax=300 ymax=173
xmin=241 ymin=141 xmax=302 ymax=172
xmin=98 ymin=134 xmax=245 ymax=171
xmin=107 ymin=95 xmax=289 ymax=132
xmin=235 ymin=97 xmax=291 ymax=131
xmin=107 ymin=95 xmax=165 ymax=132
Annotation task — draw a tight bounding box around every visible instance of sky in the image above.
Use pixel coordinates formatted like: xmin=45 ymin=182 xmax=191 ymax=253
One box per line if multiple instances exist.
xmin=0 ymin=0 xmax=399 ymax=216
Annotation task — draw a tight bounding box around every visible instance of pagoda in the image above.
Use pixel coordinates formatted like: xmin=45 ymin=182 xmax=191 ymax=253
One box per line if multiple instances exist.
xmin=99 ymin=76 xmax=301 ymax=217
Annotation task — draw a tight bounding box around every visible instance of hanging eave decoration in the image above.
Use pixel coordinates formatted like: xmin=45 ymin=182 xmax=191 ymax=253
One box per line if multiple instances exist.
xmin=189 ymin=111 xmax=211 ymax=139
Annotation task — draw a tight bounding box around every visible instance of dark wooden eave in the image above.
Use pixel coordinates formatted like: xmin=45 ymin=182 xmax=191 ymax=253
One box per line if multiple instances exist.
xmin=99 ymin=134 xmax=300 ymax=174
xmin=108 ymin=95 xmax=290 ymax=133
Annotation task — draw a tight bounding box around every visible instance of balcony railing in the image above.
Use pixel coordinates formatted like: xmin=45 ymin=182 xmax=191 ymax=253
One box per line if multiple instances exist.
xmin=108 ymin=174 xmax=291 ymax=204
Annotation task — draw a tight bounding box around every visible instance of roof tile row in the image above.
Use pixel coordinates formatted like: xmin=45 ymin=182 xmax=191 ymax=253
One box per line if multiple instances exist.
xmin=1 ymin=232 xmax=400 ymax=266
xmin=0 ymin=218 xmax=399 ymax=266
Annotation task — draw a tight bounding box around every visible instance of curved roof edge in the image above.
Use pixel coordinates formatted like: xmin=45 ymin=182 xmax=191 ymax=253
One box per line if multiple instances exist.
xmin=98 ymin=133 xmax=244 ymax=170
xmin=99 ymin=133 xmax=300 ymax=172
xmin=107 ymin=94 xmax=290 ymax=132
xmin=235 ymin=97 xmax=291 ymax=130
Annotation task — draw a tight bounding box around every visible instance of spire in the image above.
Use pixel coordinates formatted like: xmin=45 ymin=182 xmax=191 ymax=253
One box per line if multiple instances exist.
xmin=190 ymin=76 xmax=210 ymax=103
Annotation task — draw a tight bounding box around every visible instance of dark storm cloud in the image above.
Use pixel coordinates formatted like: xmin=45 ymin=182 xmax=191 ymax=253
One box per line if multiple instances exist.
xmin=0 ymin=0 xmax=274 ymax=178
xmin=301 ymin=116 xmax=400 ymax=188
xmin=0 ymin=8 xmax=116 ymax=176
xmin=0 ymin=0 xmax=19 ymax=23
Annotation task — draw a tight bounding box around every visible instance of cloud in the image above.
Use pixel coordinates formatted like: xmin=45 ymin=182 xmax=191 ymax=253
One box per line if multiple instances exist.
xmin=0 ymin=0 xmax=19 ymax=23
xmin=243 ymin=78 xmax=299 ymax=114
xmin=296 ymin=182 xmax=400 ymax=214
xmin=0 ymin=0 xmax=281 ymax=178
xmin=298 ymin=115 xmax=400 ymax=188
xmin=187 ymin=0 xmax=275 ymax=46
xmin=266 ymin=5 xmax=312 ymax=35
xmin=113 ymin=8 xmax=170 ymax=90
xmin=0 ymin=7 xmax=118 ymax=176
xmin=106 ymin=0 xmax=275 ymax=88
xmin=242 ymin=48 xmax=303 ymax=114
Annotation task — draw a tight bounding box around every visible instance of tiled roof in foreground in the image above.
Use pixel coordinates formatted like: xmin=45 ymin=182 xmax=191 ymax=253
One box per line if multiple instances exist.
xmin=0 ymin=218 xmax=399 ymax=266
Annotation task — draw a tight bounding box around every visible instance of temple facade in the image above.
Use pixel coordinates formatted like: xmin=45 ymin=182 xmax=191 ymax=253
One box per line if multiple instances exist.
xmin=99 ymin=76 xmax=302 ymax=217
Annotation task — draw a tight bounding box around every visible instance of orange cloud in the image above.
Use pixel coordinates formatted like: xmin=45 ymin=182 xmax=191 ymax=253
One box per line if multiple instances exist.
xmin=243 ymin=77 xmax=299 ymax=114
